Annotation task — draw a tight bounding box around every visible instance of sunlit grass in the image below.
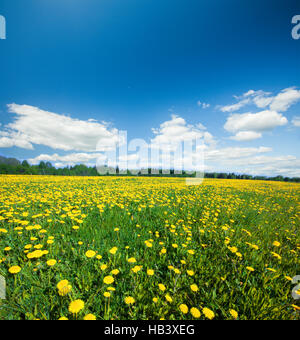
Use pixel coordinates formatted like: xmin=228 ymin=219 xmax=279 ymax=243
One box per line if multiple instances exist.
xmin=0 ymin=175 xmax=299 ymax=320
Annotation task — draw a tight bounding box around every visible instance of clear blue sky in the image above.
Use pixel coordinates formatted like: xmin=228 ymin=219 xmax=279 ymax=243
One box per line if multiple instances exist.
xmin=0 ymin=0 xmax=299 ymax=176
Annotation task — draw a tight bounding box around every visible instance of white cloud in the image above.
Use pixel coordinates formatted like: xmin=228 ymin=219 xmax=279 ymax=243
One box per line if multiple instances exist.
xmin=197 ymin=101 xmax=210 ymax=109
xmin=205 ymin=146 xmax=272 ymax=161
xmin=270 ymin=88 xmax=300 ymax=112
xmin=229 ymin=131 xmax=262 ymax=141
xmin=220 ymin=87 xmax=300 ymax=113
xmin=220 ymin=98 xmax=250 ymax=112
xmin=292 ymin=116 xmax=300 ymax=127
xmin=0 ymin=104 xmax=120 ymax=151
xmin=224 ymin=110 xmax=288 ymax=135
xmin=151 ymin=114 xmax=215 ymax=147
xmin=28 ymin=152 xmax=105 ymax=166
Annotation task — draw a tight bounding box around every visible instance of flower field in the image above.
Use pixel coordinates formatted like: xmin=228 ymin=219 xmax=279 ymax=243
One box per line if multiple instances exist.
xmin=0 ymin=175 xmax=299 ymax=320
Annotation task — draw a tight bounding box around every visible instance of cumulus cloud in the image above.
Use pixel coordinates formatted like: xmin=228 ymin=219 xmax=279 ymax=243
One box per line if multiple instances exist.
xmin=151 ymin=115 xmax=215 ymax=147
xmin=292 ymin=116 xmax=300 ymax=127
xmin=220 ymin=88 xmax=300 ymax=140
xmin=220 ymin=98 xmax=250 ymax=112
xmin=229 ymin=131 xmax=262 ymax=141
xmin=221 ymin=87 xmax=300 ymax=113
xmin=224 ymin=110 xmax=288 ymax=135
xmin=270 ymin=88 xmax=300 ymax=112
xmin=28 ymin=153 xmax=105 ymax=166
xmin=0 ymin=104 xmax=120 ymax=152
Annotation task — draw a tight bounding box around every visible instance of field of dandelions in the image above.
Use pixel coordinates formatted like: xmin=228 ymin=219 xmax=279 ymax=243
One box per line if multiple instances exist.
xmin=0 ymin=175 xmax=299 ymax=320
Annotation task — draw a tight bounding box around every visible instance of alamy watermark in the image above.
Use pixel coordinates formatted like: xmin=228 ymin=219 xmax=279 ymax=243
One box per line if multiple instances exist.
xmin=0 ymin=275 xmax=5 ymax=300
xmin=292 ymin=275 xmax=300 ymax=300
xmin=95 ymin=131 xmax=204 ymax=185
xmin=0 ymin=15 xmax=6 ymax=40
xmin=292 ymin=15 xmax=300 ymax=40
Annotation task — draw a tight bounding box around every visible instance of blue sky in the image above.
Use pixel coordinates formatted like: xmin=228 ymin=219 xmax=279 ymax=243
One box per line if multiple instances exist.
xmin=0 ymin=0 xmax=300 ymax=176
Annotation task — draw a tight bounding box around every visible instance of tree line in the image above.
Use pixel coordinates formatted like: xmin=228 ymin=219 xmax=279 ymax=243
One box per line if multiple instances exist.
xmin=0 ymin=155 xmax=299 ymax=183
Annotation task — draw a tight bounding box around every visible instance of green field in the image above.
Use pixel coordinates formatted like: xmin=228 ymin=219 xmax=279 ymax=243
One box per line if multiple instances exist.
xmin=0 ymin=175 xmax=299 ymax=320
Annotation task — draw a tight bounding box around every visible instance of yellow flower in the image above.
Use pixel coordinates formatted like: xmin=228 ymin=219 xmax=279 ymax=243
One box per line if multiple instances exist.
xmin=96 ymin=255 xmax=102 ymax=260
xmin=165 ymin=294 xmax=173 ymax=303
xmin=145 ymin=241 xmax=153 ymax=248
xmin=128 ymin=257 xmax=137 ymax=263
xmin=107 ymin=286 xmax=116 ymax=291
xmin=4 ymin=247 xmax=11 ymax=251
xmin=124 ymin=296 xmax=135 ymax=305
xmin=147 ymin=269 xmax=154 ymax=276
xmin=273 ymin=241 xmax=280 ymax=247
xmin=68 ymin=299 xmax=85 ymax=314
xmin=187 ymin=270 xmax=195 ymax=276
xmin=229 ymin=309 xmax=238 ymax=319
xmin=111 ymin=269 xmax=120 ymax=275
xmin=83 ymin=314 xmax=96 ymax=320
xmin=179 ymin=304 xmax=189 ymax=314
xmin=47 ymin=259 xmax=57 ymax=266
xmin=190 ymin=307 xmax=201 ymax=318
xmin=104 ymin=292 xmax=111 ymax=298
xmin=158 ymin=284 xmax=166 ymax=291
xmin=85 ymin=250 xmax=96 ymax=258
xmin=109 ymin=247 xmax=118 ymax=255
xmin=27 ymin=250 xmax=45 ymax=259
xmin=246 ymin=266 xmax=255 ymax=272
xmin=190 ymin=284 xmax=199 ymax=292
xmin=8 ymin=265 xmax=21 ymax=274
xmin=203 ymin=307 xmax=215 ymax=320
xmin=100 ymin=264 xmax=108 ymax=271
xmin=58 ymin=316 xmax=68 ymax=320
xmin=57 ymin=280 xmax=72 ymax=296
xmin=103 ymin=276 xmax=114 ymax=284
xmin=131 ymin=265 xmax=142 ymax=273
xmin=153 ymin=297 xmax=158 ymax=303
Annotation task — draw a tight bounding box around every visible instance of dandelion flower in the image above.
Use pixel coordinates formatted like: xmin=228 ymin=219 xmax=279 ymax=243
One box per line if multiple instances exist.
xmin=190 ymin=284 xmax=199 ymax=292
xmin=103 ymin=276 xmax=114 ymax=284
xmin=109 ymin=247 xmax=118 ymax=255
xmin=68 ymin=299 xmax=85 ymax=314
xmin=229 ymin=309 xmax=238 ymax=319
xmin=85 ymin=250 xmax=96 ymax=258
xmin=57 ymin=280 xmax=72 ymax=296
xmin=83 ymin=314 xmax=96 ymax=320
xmin=124 ymin=296 xmax=135 ymax=305
xmin=8 ymin=266 xmax=21 ymax=274
xmin=203 ymin=307 xmax=215 ymax=320
xmin=58 ymin=316 xmax=68 ymax=320
xmin=47 ymin=259 xmax=57 ymax=266
xmin=190 ymin=307 xmax=201 ymax=318
xmin=246 ymin=266 xmax=255 ymax=272
xmin=158 ymin=284 xmax=166 ymax=291
xmin=179 ymin=304 xmax=189 ymax=314
xmin=165 ymin=294 xmax=173 ymax=303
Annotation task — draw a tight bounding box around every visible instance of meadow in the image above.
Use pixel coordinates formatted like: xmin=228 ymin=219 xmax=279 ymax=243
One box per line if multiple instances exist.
xmin=0 ymin=175 xmax=299 ymax=320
